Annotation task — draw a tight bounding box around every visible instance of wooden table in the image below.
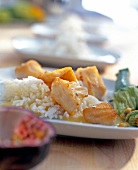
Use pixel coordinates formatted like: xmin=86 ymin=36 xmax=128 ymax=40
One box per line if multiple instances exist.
xmin=1 ymin=23 xmax=138 ymax=170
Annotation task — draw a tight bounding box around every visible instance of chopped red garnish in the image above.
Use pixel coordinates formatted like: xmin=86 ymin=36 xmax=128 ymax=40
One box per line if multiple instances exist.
xmin=12 ymin=115 xmax=48 ymax=144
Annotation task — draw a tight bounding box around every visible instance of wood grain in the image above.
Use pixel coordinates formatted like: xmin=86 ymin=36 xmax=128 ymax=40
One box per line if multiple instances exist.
xmin=33 ymin=137 xmax=137 ymax=170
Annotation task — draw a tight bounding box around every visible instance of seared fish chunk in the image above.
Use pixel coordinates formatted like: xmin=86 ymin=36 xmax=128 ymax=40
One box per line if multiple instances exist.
xmin=83 ymin=102 xmax=117 ymax=125
xmin=51 ymin=77 xmax=88 ymax=116
xmin=41 ymin=67 xmax=77 ymax=88
xmin=76 ymin=66 xmax=106 ymax=100
xmin=15 ymin=60 xmax=44 ymax=79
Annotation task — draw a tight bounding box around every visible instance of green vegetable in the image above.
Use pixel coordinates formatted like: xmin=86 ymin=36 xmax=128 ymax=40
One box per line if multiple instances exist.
xmin=115 ymin=68 xmax=130 ymax=92
xmin=11 ymin=1 xmax=35 ymax=20
xmin=112 ymin=68 xmax=138 ymax=126
xmin=113 ymin=86 xmax=138 ymax=126
xmin=0 ymin=9 xmax=13 ymax=23
xmin=125 ymin=110 xmax=138 ymax=126
xmin=113 ymin=86 xmax=138 ymax=115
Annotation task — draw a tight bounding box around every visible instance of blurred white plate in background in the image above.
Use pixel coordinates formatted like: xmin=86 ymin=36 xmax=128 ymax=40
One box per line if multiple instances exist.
xmin=12 ymin=36 xmax=120 ymax=69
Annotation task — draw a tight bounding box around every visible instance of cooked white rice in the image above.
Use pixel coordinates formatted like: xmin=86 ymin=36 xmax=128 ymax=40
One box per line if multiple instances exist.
xmin=1 ymin=76 xmax=101 ymax=120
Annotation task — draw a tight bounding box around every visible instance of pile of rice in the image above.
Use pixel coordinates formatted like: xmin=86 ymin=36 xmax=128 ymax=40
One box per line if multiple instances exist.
xmin=41 ymin=14 xmax=94 ymax=59
xmin=2 ymin=76 xmax=101 ymax=120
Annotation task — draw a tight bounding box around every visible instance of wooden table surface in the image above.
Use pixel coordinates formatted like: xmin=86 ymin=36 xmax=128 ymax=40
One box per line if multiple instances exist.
xmin=1 ymin=23 xmax=138 ymax=170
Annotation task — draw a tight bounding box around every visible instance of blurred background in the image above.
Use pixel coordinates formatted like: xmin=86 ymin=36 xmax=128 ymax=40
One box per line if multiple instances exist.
xmin=1 ymin=0 xmax=138 ymax=81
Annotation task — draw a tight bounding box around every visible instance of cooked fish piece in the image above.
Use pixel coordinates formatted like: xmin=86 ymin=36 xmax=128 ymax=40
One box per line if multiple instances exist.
xmin=51 ymin=77 xmax=88 ymax=116
xmin=15 ymin=60 xmax=44 ymax=79
xmin=41 ymin=67 xmax=77 ymax=88
xmin=83 ymin=102 xmax=117 ymax=125
xmin=76 ymin=66 xmax=106 ymax=100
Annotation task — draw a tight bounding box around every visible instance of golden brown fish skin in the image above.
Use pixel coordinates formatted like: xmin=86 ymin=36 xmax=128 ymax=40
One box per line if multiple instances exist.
xmin=76 ymin=66 xmax=106 ymax=100
xmin=41 ymin=67 xmax=77 ymax=88
xmin=14 ymin=60 xmax=44 ymax=79
xmin=83 ymin=102 xmax=117 ymax=125
xmin=51 ymin=77 xmax=88 ymax=116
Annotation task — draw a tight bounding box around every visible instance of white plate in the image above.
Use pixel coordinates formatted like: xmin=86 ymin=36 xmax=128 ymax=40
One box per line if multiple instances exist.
xmin=12 ymin=36 xmax=120 ymax=70
xmin=1 ymin=67 xmax=138 ymax=139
